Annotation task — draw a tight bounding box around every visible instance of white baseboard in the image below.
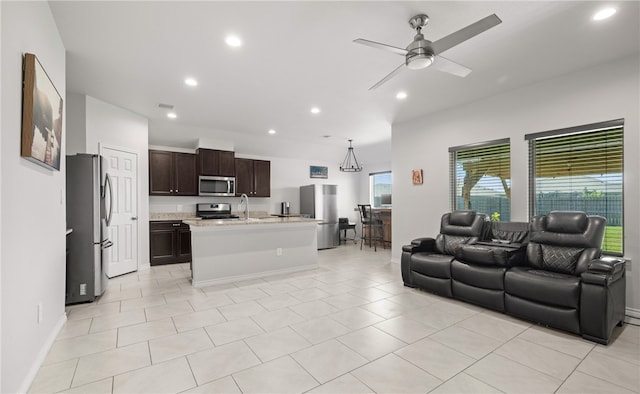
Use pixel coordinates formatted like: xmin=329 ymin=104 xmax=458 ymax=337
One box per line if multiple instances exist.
xmin=625 ymin=307 xmax=640 ymax=325
xmin=18 ymin=313 xmax=67 ymax=393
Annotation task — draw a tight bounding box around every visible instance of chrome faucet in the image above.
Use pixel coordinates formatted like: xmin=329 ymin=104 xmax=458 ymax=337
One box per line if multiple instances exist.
xmin=239 ymin=193 xmax=249 ymax=220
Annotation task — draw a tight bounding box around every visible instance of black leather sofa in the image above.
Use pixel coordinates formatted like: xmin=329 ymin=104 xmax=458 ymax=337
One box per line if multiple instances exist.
xmin=401 ymin=210 xmax=626 ymax=344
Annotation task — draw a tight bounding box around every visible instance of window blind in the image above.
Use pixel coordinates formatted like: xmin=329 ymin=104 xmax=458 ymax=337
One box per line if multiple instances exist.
xmin=527 ymin=120 xmax=624 ymax=255
xmin=449 ymin=139 xmax=511 ymax=221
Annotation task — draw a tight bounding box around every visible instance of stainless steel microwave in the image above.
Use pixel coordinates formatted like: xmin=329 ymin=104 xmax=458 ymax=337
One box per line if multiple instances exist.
xmin=199 ymin=176 xmax=236 ymax=197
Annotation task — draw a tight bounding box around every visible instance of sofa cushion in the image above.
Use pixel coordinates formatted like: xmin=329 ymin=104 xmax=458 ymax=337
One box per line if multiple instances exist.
xmin=489 ymin=221 xmax=529 ymax=244
xmin=505 ymin=266 xmax=581 ymax=308
xmin=541 ymin=244 xmax=584 ymax=274
xmin=451 ymin=260 xmax=506 ymax=290
xmin=546 ymin=211 xmax=588 ymax=234
xmin=455 ymin=244 xmax=525 ymax=267
xmin=436 ymin=234 xmax=472 ymax=255
xmin=449 ymin=210 xmax=476 ymax=227
xmin=411 ymin=253 xmax=454 ymax=279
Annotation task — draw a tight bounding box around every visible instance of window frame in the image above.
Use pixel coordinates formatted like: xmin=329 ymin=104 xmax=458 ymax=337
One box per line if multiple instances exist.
xmin=449 ymin=138 xmax=511 ymax=220
xmin=369 ymin=171 xmax=392 ymax=208
xmin=526 ymin=119 xmax=624 ymax=256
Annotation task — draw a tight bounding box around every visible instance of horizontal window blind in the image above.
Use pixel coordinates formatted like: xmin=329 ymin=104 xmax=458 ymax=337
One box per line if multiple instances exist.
xmin=450 ymin=139 xmax=511 ymax=221
xmin=528 ymin=122 xmax=623 ymax=255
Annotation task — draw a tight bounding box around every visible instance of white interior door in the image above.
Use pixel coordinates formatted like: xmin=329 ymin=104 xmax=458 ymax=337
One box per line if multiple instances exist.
xmin=102 ymin=146 xmax=138 ymax=277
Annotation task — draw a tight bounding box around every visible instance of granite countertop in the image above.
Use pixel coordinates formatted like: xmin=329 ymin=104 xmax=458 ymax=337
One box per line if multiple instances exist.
xmin=150 ymin=212 xmax=198 ymax=221
xmin=183 ymin=216 xmax=318 ymax=227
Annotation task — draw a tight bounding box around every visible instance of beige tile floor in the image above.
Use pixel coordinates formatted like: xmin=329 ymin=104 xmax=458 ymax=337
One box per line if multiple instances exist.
xmin=30 ymin=243 xmax=640 ymax=393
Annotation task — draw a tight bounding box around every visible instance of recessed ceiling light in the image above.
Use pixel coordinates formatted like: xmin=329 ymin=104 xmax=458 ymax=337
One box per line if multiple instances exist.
xmin=593 ymin=7 xmax=616 ymax=21
xmin=167 ymin=112 xmax=177 ymax=119
xmin=268 ymin=129 xmax=276 ymax=135
xmin=310 ymin=107 xmax=321 ymax=114
xmin=396 ymin=91 xmax=408 ymax=100
xmin=184 ymin=78 xmax=198 ymax=86
xmin=225 ymin=35 xmax=242 ymax=47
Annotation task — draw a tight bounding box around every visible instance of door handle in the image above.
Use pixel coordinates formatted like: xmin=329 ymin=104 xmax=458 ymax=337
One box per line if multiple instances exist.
xmin=105 ymin=173 xmax=114 ymax=227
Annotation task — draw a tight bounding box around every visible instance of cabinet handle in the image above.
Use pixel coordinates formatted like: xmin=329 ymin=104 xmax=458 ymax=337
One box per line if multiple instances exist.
xmin=170 ymin=189 xmax=174 ymax=193
xmin=172 ymin=223 xmax=180 ymax=227
xmin=131 ymin=217 xmax=138 ymax=221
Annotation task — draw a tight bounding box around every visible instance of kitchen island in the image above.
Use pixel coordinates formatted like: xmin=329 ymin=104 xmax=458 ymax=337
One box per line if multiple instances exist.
xmin=182 ymin=217 xmax=319 ymax=287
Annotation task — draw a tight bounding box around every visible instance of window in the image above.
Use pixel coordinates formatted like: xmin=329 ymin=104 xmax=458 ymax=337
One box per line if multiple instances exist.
xmin=450 ymin=139 xmax=511 ymax=221
xmin=526 ymin=119 xmax=623 ymax=255
xmin=370 ymin=171 xmax=392 ymax=208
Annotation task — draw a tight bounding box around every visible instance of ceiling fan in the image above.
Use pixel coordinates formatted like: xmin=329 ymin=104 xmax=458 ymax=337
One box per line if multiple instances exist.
xmin=354 ymin=13 xmax=502 ymax=90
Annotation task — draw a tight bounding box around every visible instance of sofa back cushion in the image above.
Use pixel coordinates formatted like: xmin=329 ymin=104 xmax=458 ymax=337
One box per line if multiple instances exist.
xmin=435 ymin=211 xmax=487 ymax=255
xmin=488 ymin=221 xmax=529 ymax=244
xmin=527 ymin=211 xmax=606 ymax=275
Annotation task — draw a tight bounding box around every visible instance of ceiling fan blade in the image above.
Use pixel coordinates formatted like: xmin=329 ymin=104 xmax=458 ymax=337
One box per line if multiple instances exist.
xmin=431 ymin=14 xmax=502 ymax=55
xmin=432 ymin=55 xmax=472 ymax=77
xmin=369 ymin=63 xmax=406 ymax=90
xmin=354 ymin=38 xmax=408 ymax=56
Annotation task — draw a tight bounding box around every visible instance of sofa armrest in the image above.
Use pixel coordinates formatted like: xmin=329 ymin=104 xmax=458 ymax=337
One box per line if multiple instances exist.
xmin=581 ymin=258 xmax=626 ymax=286
xmin=402 ymin=237 xmax=436 ymax=254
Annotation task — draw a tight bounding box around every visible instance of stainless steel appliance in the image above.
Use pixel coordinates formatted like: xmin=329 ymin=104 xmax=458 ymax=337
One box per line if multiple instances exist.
xmin=65 ymin=154 xmax=113 ymax=304
xmin=196 ymin=203 xmax=239 ymax=219
xmin=199 ymin=176 xmax=236 ymax=197
xmin=281 ymin=201 xmax=290 ymax=215
xmin=300 ymin=184 xmax=339 ymax=249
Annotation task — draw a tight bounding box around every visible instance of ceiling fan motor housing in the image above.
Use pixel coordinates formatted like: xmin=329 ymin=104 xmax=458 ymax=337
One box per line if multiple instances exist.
xmin=406 ymin=35 xmax=435 ymax=70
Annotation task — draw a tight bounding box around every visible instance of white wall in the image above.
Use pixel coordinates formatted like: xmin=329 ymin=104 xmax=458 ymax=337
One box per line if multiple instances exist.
xmin=392 ymin=55 xmax=640 ymax=313
xmin=1 ymin=2 xmax=67 ymax=392
xmin=77 ymin=95 xmax=151 ymax=270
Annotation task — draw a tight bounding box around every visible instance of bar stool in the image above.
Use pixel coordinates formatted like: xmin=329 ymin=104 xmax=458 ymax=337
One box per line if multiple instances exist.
xmin=358 ymin=204 xmax=385 ymax=251
xmin=339 ymin=218 xmax=357 ymax=244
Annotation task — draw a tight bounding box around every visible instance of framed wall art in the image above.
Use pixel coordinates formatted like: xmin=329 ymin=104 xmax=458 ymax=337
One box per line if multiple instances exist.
xmin=412 ymin=169 xmax=423 ymax=185
xmin=310 ymin=165 xmax=328 ymax=179
xmin=21 ymin=53 xmax=63 ymax=171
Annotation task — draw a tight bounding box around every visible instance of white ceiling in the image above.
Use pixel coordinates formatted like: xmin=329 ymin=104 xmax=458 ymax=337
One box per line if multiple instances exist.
xmin=50 ymin=1 xmax=639 ymax=158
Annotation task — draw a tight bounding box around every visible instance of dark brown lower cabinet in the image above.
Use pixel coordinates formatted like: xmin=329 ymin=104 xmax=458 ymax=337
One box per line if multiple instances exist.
xmin=150 ymin=221 xmax=192 ymax=265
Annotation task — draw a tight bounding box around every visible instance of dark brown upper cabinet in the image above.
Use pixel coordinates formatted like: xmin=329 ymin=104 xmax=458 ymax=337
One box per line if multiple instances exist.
xmin=235 ymin=158 xmax=270 ymax=197
xmin=149 ymin=150 xmax=197 ymax=196
xmin=197 ymin=148 xmax=235 ymax=177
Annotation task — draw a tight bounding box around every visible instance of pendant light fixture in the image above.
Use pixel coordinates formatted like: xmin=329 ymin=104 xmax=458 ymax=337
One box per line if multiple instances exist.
xmin=339 ymin=139 xmax=363 ymax=172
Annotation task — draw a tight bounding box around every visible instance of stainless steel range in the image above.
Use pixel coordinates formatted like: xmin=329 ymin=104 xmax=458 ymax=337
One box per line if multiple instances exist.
xmin=196 ymin=203 xmax=239 ymax=220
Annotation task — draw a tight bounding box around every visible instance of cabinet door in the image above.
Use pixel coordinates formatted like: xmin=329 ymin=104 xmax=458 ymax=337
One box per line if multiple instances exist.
xmin=149 ymin=222 xmax=178 ymax=265
xmin=218 ymin=151 xmax=236 ymax=176
xmin=234 ymin=158 xmax=254 ymax=196
xmin=176 ymin=226 xmax=192 ymax=262
xmin=149 ymin=150 xmax=174 ymax=195
xmin=174 ymin=153 xmax=197 ymax=196
xmin=197 ymin=149 xmax=217 ymax=176
xmin=253 ymin=160 xmax=271 ymax=197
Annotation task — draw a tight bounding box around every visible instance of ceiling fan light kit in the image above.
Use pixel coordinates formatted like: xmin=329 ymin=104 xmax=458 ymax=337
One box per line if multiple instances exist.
xmin=354 ymin=12 xmax=502 ymax=90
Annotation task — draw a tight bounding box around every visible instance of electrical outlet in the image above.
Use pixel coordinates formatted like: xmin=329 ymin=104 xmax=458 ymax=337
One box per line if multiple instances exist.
xmin=37 ymin=303 xmax=43 ymax=324
xmin=176 ymin=205 xmax=183 ymax=212
xmin=626 ymin=259 xmax=632 ymax=271
xmin=80 ymin=283 xmax=87 ymax=296
xmin=276 ymin=248 xmax=283 ymax=256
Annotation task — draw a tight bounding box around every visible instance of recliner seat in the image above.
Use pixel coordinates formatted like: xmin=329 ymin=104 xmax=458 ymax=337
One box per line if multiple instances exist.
xmin=401 ymin=210 xmax=626 ymax=344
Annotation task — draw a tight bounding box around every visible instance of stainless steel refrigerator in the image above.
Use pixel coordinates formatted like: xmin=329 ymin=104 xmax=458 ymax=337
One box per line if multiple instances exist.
xmin=300 ymin=184 xmax=339 ymax=249
xmin=65 ymin=154 xmax=114 ymax=304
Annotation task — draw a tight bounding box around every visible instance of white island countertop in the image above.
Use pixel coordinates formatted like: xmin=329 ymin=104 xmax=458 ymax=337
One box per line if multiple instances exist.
xmin=184 ymin=216 xmax=319 ymax=287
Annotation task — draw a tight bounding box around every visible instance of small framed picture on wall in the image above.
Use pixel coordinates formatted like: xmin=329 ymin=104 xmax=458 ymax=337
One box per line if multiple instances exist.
xmin=412 ymin=169 xmax=423 ymax=185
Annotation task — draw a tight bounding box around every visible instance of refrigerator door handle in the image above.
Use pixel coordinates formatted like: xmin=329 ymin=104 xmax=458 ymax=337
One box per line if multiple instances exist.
xmin=105 ymin=173 xmax=114 ymax=227
xmin=102 ymin=240 xmax=114 ymax=249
